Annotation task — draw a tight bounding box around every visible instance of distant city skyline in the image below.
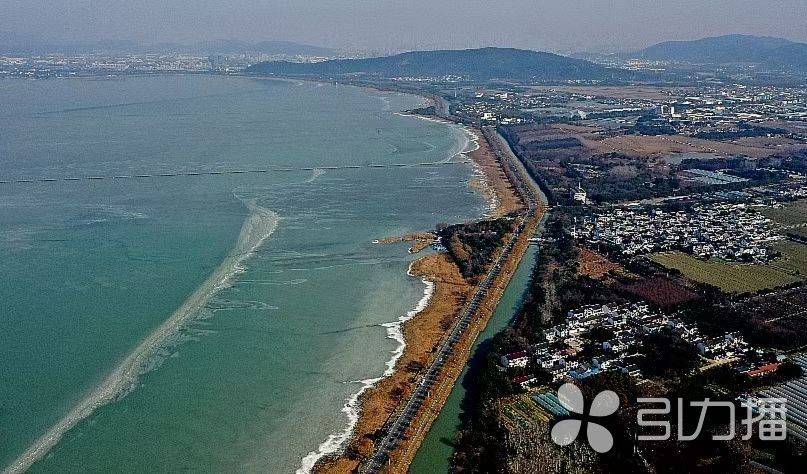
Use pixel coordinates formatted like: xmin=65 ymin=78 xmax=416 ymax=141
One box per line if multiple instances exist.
xmin=1 ymin=0 xmax=806 ymax=54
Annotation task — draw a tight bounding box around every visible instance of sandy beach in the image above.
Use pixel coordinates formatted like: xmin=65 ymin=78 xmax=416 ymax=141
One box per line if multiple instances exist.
xmin=466 ymin=126 xmax=522 ymax=217
xmin=314 ymin=251 xmax=473 ymax=473
xmin=380 ymin=211 xmax=541 ymax=473
xmin=313 ymin=125 xmax=528 ymax=473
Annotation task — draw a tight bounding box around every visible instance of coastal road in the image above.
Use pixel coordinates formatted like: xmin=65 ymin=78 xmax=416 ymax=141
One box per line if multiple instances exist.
xmin=360 ymin=126 xmax=547 ymax=473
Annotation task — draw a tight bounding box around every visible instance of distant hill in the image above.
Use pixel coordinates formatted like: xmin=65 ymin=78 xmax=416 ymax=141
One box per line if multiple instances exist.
xmin=632 ymin=34 xmax=807 ymax=70
xmin=0 ymin=33 xmax=334 ymax=57
xmin=246 ymin=47 xmax=630 ymax=82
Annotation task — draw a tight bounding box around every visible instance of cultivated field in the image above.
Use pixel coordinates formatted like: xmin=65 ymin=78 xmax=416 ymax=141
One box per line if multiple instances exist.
xmin=527 ymin=85 xmax=685 ymax=101
xmin=770 ymin=241 xmax=807 ymax=276
xmin=761 ymin=199 xmax=807 ymax=228
xmin=736 ymin=286 xmax=807 ymax=349
xmin=622 ymin=275 xmax=699 ymax=307
xmin=591 ymin=134 xmax=807 ymax=160
xmin=787 ymin=227 xmax=807 ymax=239
xmin=578 ymin=247 xmax=625 ymax=279
xmin=651 ymin=248 xmax=805 ymax=294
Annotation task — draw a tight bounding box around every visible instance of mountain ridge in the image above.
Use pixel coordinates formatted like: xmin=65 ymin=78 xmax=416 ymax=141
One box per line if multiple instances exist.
xmin=246 ymin=47 xmax=630 ymax=82
xmin=632 ymin=34 xmax=807 ymax=70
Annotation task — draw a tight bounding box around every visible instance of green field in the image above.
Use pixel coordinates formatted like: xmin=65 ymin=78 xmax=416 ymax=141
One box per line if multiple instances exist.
xmin=761 ymin=199 xmax=807 ymax=228
xmin=651 ymin=244 xmax=806 ymax=294
xmin=652 ymin=202 xmax=807 ymax=294
xmin=785 ymin=226 xmax=807 ymax=239
xmin=770 ymin=241 xmax=807 ymax=276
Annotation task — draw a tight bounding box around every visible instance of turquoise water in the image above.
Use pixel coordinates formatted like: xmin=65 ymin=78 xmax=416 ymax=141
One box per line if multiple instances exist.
xmin=0 ymin=76 xmax=486 ymax=472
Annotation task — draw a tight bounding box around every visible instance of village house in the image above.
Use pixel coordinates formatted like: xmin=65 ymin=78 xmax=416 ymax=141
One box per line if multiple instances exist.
xmin=575 ymin=203 xmax=780 ymax=263
xmin=501 ymin=351 xmax=530 ymax=368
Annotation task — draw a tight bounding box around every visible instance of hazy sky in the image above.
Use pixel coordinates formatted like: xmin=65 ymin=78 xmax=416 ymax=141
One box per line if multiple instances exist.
xmin=2 ymin=0 xmax=806 ymax=53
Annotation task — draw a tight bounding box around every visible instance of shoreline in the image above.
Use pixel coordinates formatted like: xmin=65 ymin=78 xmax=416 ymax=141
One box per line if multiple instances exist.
xmin=311 ymin=119 xmax=526 ymax=473
xmin=298 ymin=259 xmax=437 ymax=474
xmin=313 ymin=253 xmax=473 ymax=474
xmin=302 ymin=110 xmax=500 ymax=473
xmin=382 ymin=212 xmax=541 ymax=472
xmin=466 ymin=126 xmax=522 ymax=217
xmin=380 ymin=127 xmax=546 ymax=472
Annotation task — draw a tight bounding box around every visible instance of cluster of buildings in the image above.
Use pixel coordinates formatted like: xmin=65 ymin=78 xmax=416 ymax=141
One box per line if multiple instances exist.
xmin=501 ymin=302 xmax=762 ymax=390
xmin=654 ymin=85 xmax=807 ymax=131
xmin=0 ymin=51 xmax=335 ymax=78
xmin=446 ymin=82 xmax=806 ymax=143
xmin=451 ymin=87 xmax=653 ymax=126
xmin=678 ymin=168 xmax=749 ymax=186
xmin=777 ymin=185 xmax=807 ymax=200
xmin=573 ymin=203 xmax=781 ymax=262
xmin=0 ymin=54 xmax=216 ymax=77
xmin=390 ymin=74 xmax=466 ymax=82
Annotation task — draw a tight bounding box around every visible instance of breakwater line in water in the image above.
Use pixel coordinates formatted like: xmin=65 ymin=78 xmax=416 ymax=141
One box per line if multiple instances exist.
xmin=3 ymin=199 xmax=279 ymax=474
xmin=297 ymin=120 xmax=482 ymax=473
xmin=0 ymin=161 xmax=472 ymax=186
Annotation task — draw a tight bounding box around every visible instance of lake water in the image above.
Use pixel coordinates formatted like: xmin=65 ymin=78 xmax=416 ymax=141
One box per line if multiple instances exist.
xmin=0 ymin=75 xmax=485 ymax=472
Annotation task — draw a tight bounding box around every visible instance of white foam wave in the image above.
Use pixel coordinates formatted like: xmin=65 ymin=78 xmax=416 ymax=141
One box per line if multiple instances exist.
xmin=4 ymin=199 xmax=280 ymax=474
xmin=237 ymin=278 xmax=308 ymax=286
xmin=296 ymin=109 xmax=481 ymax=474
xmin=381 ymin=263 xmax=435 ymax=377
xmin=296 ymin=261 xmax=434 ymax=473
xmin=304 ymin=168 xmax=327 ymax=183
xmin=462 ymin=127 xmax=481 ymax=154
xmin=296 ymin=375 xmax=380 ymax=474
xmin=378 ymin=95 xmax=392 ymax=111
xmin=397 ymin=112 xmax=479 ymax=163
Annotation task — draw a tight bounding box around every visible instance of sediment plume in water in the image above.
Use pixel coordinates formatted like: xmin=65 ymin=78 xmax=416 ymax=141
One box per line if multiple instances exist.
xmin=4 ymin=200 xmax=279 ymax=474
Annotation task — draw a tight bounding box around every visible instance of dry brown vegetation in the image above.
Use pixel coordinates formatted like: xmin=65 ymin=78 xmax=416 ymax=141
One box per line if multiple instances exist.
xmin=376 ymin=232 xmax=436 ymax=253
xmin=591 ymin=133 xmax=807 ymax=160
xmin=578 ymin=247 xmax=625 ymax=279
xmin=315 ymin=125 xmax=526 ymax=474
xmin=316 ymin=253 xmax=472 ymax=474
xmin=527 ymin=85 xmax=690 ymax=101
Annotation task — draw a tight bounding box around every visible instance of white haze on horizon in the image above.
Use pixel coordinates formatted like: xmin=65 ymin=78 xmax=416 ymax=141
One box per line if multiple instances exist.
xmin=1 ymin=0 xmax=806 ymax=54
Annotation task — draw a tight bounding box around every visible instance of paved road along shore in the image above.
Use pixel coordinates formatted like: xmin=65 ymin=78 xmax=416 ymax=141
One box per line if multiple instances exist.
xmin=361 ymin=126 xmax=548 ymax=473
